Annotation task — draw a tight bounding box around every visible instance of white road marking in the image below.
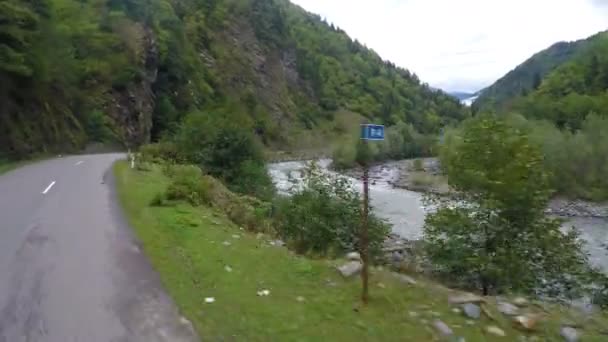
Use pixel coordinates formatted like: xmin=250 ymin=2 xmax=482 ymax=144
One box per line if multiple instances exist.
xmin=42 ymin=181 xmax=56 ymax=195
xmin=75 ymin=161 xmax=84 ymax=166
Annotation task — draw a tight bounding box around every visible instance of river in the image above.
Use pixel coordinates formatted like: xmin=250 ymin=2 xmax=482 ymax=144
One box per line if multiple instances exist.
xmin=268 ymin=160 xmax=608 ymax=272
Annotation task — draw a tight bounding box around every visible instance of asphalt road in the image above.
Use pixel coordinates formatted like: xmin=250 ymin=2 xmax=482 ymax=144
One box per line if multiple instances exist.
xmin=0 ymin=154 xmax=198 ymax=342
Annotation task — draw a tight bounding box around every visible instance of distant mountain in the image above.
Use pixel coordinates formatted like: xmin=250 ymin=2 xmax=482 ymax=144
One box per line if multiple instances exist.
xmin=473 ymin=32 xmax=606 ymax=112
xmin=475 ymin=31 xmax=608 ymax=129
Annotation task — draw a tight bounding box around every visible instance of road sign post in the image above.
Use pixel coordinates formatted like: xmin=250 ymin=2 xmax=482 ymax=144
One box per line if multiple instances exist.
xmin=359 ymin=124 xmax=384 ymax=304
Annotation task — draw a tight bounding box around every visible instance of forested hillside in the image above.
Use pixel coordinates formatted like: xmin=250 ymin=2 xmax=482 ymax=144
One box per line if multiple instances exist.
xmin=464 ymin=31 xmax=608 ymax=200
xmin=513 ymin=31 xmax=608 ymax=129
xmin=473 ymin=32 xmax=604 ymax=113
xmin=0 ymin=0 xmax=467 ymax=160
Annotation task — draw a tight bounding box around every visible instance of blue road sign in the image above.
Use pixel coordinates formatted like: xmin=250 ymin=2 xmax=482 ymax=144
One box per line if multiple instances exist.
xmin=360 ymin=124 xmax=385 ymax=141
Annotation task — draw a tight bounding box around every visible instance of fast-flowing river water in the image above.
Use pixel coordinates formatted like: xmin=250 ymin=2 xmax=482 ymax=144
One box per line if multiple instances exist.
xmin=268 ymin=160 xmax=608 ymax=272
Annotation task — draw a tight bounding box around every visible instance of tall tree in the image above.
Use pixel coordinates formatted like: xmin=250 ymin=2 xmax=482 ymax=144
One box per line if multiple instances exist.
xmin=427 ymin=115 xmax=594 ymax=296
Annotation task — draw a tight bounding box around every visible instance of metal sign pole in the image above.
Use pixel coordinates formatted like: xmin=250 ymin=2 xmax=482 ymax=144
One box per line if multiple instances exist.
xmin=361 ymin=142 xmax=370 ymax=304
xmin=359 ymin=124 xmax=384 ymax=305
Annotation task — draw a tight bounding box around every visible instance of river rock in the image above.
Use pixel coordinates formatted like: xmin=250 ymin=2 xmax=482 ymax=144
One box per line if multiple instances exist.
xmin=497 ymin=302 xmax=519 ymax=316
xmin=448 ymin=293 xmax=486 ymax=305
xmin=394 ymin=273 xmax=417 ymax=285
xmin=347 ymin=252 xmax=361 ymax=261
xmin=337 ymin=261 xmax=362 ymax=277
xmin=513 ymin=314 xmax=543 ymax=331
xmin=485 ymin=326 xmax=506 ymax=337
xmin=513 ymin=297 xmax=528 ymax=307
xmin=462 ymin=303 xmax=481 ymax=320
xmin=560 ymin=326 xmax=579 ymax=342
xmin=270 ymin=239 xmax=285 ymax=247
xmin=432 ymin=320 xmax=453 ymax=337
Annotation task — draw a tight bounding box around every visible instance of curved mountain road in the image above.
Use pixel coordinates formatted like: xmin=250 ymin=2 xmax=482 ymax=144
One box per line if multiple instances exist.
xmin=0 ymin=154 xmax=198 ymax=342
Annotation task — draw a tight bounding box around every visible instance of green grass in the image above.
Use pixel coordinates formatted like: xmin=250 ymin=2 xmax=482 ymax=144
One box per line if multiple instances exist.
xmin=0 ymin=160 xmax=31 ymax=175
xmin=114 ymin=162 xmax=608 ymax=341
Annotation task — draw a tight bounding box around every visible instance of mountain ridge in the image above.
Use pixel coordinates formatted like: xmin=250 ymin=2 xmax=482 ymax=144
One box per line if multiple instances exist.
xmin=473 ymin=32 xmax=607 ymax=112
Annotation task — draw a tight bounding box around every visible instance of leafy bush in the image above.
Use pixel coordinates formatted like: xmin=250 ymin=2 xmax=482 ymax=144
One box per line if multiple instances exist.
xmin=230 ymin=160 xmax=275 ymax=202
xmin=140 ymin=142 xmax=180 ymax=164
xmin=159 ymin=164 xmax=274 ymax=232
xmin=332 ymin=141 xmax=357 ymax=170
xmin=427 ymin=115 xmax=595 ymax=297
xmin=497 ymin=113 xmax=608 ymax=201
xmin=163 ymin=165 xmax=210 ymax=206
xmin=84 ymin=110 xmax=116 ymax=143
xmin=275 ymin=161 xmax=389 ymax=257
xmin=174 ymin=111 xmax=275 ymax=200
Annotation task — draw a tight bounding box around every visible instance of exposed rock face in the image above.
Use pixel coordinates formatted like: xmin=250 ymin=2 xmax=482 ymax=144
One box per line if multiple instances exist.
xmin=106 ymin=26 xmax=158 ymax=148
xmin=212 ymin=19 xmax=312 ymax=138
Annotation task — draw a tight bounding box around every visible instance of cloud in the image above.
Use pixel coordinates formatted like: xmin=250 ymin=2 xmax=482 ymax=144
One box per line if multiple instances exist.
xmin=291 ymin=0 xmax=608 ymax=92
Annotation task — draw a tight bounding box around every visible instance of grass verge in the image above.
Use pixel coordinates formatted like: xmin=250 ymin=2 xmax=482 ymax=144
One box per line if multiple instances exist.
xmin=114 ymin=162 xmax=608 ymax=341
xmin=0 ymin=160 xmax=26 ymax=175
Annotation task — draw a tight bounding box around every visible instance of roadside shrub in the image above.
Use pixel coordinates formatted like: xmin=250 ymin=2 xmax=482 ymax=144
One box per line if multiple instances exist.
xmin=230 ymin=160 xmax=275 ymax=201
xmin=164 ymin=165 xmax=211 ymax=206
xmin=139 ymin=142 xmax=180 ymax=164
xmin=174 ymin=111 xmax=275 ymax=199
xmin=275 ymin=161 xmax=390 ymax=257
xmin=161 ymin=166 xmax=275 ymax=233
xmin=332 ymin=141 xmax=357 ymax=170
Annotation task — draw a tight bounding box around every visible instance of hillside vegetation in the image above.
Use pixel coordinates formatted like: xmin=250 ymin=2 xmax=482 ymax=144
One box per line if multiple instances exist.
xmin=466 ymin=31 xmax=608 ymax=200
xmin=0 ymin=0 xmax=467 ymax=160
xmin=115 ymin=161 xmax=608 ymax=341
xmin=473 ymin=32 xmax=604 ymax=113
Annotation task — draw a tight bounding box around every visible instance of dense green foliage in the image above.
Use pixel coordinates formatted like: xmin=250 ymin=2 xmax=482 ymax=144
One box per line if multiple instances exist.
xmin=468 ymin=31 xmax=608 ymax=200
xmin=1 ymin=0 xmax=467 ymax=161
xmin=512 ymin=32 xmax=608 ymax=130
xmin=116 ymin=161 xmax=608 ymax=340
xmin=168 ymin=111 xmax=274 ymax=200
xmin=428 ymin=115 xmax=595 ymax=297
xmin=506 ymin=113 xmax=608 ymax=201
xmin=442 ymin=113 xmax=608 ymax=201
xmin=275 ymin=161 xmax=389 ymax=257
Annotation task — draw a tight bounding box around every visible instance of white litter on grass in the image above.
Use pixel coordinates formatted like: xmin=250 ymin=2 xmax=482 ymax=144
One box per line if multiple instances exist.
xmin=222 ymin=241 xmax=232 ymax=246
xmin=257 ymin=289 xmax=271 ymax=297
xmin=232 ymin=234 xmax=241 ymax=239
xmin=225 ymin=265 xmax=233 ymax=272
xmin=205 ymin=297 xmax=215 ymax=304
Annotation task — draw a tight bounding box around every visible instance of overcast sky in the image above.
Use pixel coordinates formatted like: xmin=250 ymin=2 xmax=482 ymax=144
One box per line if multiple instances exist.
xmin=290 ymin=0 xmax=608 ymax=92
